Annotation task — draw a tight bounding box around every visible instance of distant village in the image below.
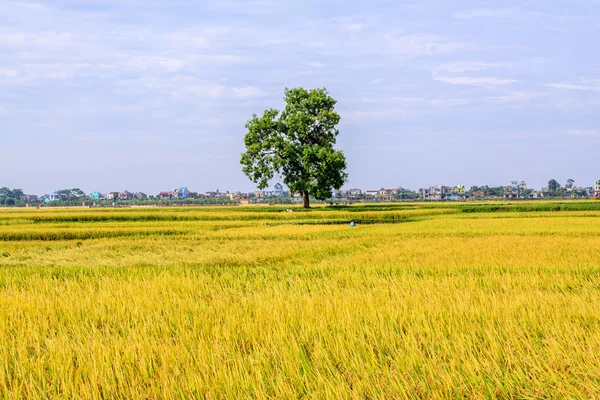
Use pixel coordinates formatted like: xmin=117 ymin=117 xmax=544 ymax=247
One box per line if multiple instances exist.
xmin=3 ymin=179 xmax=600 ymax=207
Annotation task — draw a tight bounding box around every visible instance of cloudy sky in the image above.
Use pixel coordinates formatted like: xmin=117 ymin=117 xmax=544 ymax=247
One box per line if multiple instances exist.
xmin=1 ymin=0 xmax=599 ymax=194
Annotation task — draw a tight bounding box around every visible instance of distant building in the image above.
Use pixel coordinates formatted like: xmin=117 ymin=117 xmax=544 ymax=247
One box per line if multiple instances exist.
xmin=177 ymin=187 xmax=190 ymax=199
xmin=119 ymin=191 xmax=133 ymax=200
xmin=91 ymin=191 xmax=100 ymax=200
xmin=273 ymin=183 xmax=284 ymax=197
xmin=583 ymin=187 xmax=593 ymax=197
xmin=104 ymin=192 xmax=118 ymax=201
xmin=227 ymin=192 xmax=244 ymax=200
xmin=347 ymin=188 xmax=362 ymax=197
xmin=254 ymin=190 xmax=270 ymax=198
xmin=520 ymin=181 xmax=527 ymax=189
xmin=423 ymin=184 xmax=444 ymax=200
xmin=158 ymin=191 xmax=171 ymax=200
xmin=527 ymin=190 xmax=542 ymax=199
xmin=471 ymin=190 xmax=485 ymax=199
xmin=444 ymin=186 xmax=466 ymax=200
xmin=49 ymin=191 xmax=61 ymax=201
xmin=378 ymin=188 xmax=395 ymax=200
xmin=205 ymin=190 xmax=225 ymax=198
xmin=134 ymin=192 xmax=147 ymax=199
xmin=22 ymin=194 xmax=38 ymax=203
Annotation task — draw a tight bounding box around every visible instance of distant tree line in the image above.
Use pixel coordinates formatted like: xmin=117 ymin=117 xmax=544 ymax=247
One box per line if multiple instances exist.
xmin=0 ymin=187 xmax=25 ymax=206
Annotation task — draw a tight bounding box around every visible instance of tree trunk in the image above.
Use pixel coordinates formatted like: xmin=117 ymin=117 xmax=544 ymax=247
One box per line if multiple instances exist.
xmin=302 ymin=190 xmax=310 ymax=209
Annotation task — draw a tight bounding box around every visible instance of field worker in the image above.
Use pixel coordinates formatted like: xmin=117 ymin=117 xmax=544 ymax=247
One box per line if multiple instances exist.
xmin=350 ymin=221 xmax=356 ymax=227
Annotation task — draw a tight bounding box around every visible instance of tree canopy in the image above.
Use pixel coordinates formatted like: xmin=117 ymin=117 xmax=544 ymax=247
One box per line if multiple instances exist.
xmin=240 ymin=87 xmax=348 ymax=208
xmin=548 ymin=179 xmax=560 ymax=196
xmin=0 ymin=187 xmax=25 ymax=206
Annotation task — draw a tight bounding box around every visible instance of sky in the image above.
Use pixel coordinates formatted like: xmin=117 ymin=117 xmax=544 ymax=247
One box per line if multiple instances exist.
xmin=1 ymin=0 xmax=599 ymax=195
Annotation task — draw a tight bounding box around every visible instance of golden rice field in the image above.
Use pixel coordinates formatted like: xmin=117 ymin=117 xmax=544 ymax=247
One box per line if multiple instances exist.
xmin=1 ymin=202 xmax=600 ymax=399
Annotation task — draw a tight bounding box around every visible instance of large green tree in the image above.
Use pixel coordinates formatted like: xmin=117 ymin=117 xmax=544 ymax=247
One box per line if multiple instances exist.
xmin=548 ymin=179 xmax=560 ymax=196
xmin=565 ymin=179 xmax=575 ymax=189
xmin=240 ymin=87 xmax=348 ymax=208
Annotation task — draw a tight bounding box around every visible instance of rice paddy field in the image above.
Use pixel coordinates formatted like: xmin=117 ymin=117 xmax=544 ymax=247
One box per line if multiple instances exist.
xmin=1 ymin=201 xmax=600 ymax=399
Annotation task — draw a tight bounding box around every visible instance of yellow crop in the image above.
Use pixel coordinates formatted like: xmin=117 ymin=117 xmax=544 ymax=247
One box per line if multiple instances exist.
xmin=1 ymin=203 xmax=599 ymax=398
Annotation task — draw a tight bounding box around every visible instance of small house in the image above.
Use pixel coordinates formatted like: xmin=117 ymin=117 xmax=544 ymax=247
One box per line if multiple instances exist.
xmin=541 ymin=187 xmax=550 ymax=198
xmin=365 ymin=190 xmax=379 ymax=199
xmin=49 ymin=191 xmax=61 ymax=201
xmin=22 ymin=194 xmax=38 ymax=203
xmin=178 ymin=187 xmax=190 ymax=199
xmin=377 ymin=188 xmax=395 ymax=200
xmin=119 ymin=191 xmax=133 ymax=200
xmin=427 ymin=185 xmax=444 ymax=200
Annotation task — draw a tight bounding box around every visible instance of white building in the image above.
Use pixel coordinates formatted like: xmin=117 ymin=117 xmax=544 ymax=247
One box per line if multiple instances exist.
xmin=423 ymin=184 xmax=444 ymax=200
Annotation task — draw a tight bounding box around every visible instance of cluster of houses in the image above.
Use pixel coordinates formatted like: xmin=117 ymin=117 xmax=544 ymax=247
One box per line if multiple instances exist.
xmin=40 ymin=187 xmax=249 ymax=203
xmin=333 ymin=186 xmax=464 ymax=200
xmin=335 ymin=180 xmax=600 ymax=201
xmin=18 ymin=180 xmax=600 ymax=205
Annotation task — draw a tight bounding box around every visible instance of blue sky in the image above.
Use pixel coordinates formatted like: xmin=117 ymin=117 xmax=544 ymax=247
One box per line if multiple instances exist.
xmin=1 ymin=0 xmax=599 ymax=194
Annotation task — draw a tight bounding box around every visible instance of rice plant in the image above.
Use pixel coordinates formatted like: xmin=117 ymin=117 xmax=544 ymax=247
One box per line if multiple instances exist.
xmin=1 ymin=203 xmax=599 ymax=398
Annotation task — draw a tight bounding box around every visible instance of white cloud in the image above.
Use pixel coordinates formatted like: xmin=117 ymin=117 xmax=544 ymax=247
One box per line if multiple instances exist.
xmin=487 ymin=92 xmax=543 ymax=103
xmin=186 ymin=85 xmax=226 ymax=98
xmin=121 ymin=56 xmax=190 ymax=72
xmin=160 ymin=32 xmax=209 ymax=48
xmin=359 ymin=97 xmax=423 ymax=104
xmin=436 ymin=61 xmax=508 ymax=73
xmin=231 ymin=86 xmax=263 ymax=99
xmin=344 ymin=108 xmax=410 ymax=122
xmin=433 ymin=75 xmax=518 ymax=86
xmin=201 ymin=54 xmax=246 ymax=64
xmin=175 ymin=117 xmax=223 ymax=127
xmin=429 ymin=98 xmax=471 ymax=107
xmin=32 ymin=122 xmax=60 ymax=128
xmin=453 ymin=9 xmax=516 ymax=20
xmin=343 ymin=23 xmax=364 ymax=32
xmin=78 ymin=131 xmax=167 ymax=143
xmin=544 ymin=82 xmax=600 ymax=92
xmin=386 ymin=34 xmax=464 ymax=55
xmin=23 ymin=63 xmax=93 ymax=79
xmin=0 ymin=69 xmax=18 ymax=78
xmin=0 ymin=31 xmax=71 ymax=48
xmin=566 ymin=130 xmax=600 ymax=137
xmin=184 ymin=84 xmax=262 ymax=99
xmin=306 ymin=62 xmax=326 ymax=68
